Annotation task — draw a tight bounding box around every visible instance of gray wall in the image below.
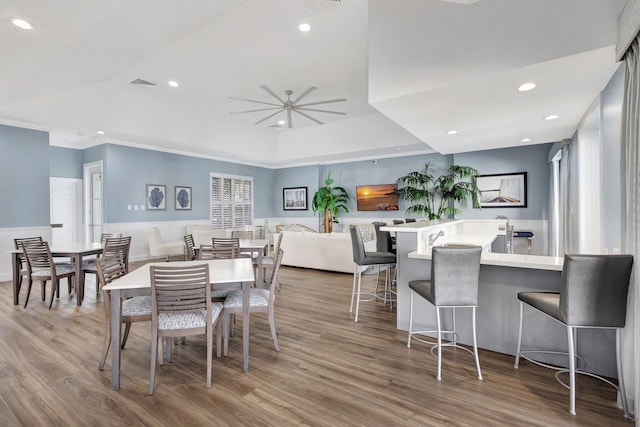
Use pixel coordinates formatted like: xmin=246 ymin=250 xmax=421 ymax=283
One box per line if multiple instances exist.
xmin=100 ymin=144 xmax=276 ymax=223
xmin=0 ymin=124 xmax=50 ymax=227
xmin=50 ymin=146 xmax=83 ymax=178
xmin=0 ymin=124 xmax=554 ymax=228
xmin=454 ymin=144 xmax=552 ymax=220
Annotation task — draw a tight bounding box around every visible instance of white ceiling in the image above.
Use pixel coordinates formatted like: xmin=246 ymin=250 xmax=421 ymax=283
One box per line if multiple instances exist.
xmin=0 ymin=0 xmax=627 ymax=167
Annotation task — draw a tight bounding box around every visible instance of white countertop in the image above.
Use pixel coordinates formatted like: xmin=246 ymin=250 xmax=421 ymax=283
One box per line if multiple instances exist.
xmin=409 ymin=250 xmax=564 ymax=271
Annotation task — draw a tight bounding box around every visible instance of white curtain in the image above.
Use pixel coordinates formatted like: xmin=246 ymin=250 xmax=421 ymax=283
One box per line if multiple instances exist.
xmin=547 ymin=144 xmax=571 ymax=257
xmin=621 ymin=33 xmax=640 ymax=419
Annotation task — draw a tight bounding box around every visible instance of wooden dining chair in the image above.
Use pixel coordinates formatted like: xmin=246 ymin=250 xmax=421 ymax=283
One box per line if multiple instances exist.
xmin=22 ymin=241 xmax=75 ymax=309
xmin=209 ymin=238 xmax=242 ymax=259
xmin=184 ymin=234 xmax=197 ymax=261
xmin=148 ymin=263 xmax=223 ymax=394
xmin=223 ymin=248 xmax=284 ymax=356
xmin=253 ymin=232 xmax=283 ymax=289
xmin=231 ymin=230 xmax=253 ymax=240
xmin=14 ymin=236 xmax=43 ymax=297
xmin=82 ymin=236 xmax=131 ymax=293
xmin=96 ymin=255 xmax=151 ymax=371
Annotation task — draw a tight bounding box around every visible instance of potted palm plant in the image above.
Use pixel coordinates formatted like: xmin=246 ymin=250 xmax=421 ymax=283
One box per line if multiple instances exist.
xmin=311 ymin=172 xmax=351 ymax=233
xmin=396 ymin=162 xmax=480 ymax=220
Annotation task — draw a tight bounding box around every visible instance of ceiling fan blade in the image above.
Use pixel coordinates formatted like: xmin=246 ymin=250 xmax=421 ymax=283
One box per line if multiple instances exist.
xmin=287 ymin=109 xmax=293 ymax=128
xmin=228 ymin=96 xmax=282 ymax=107
xmin=296 ymin=107 xmax=347 ymax=116
xmin=292 ymin=86 xmax=317 ymax=104
xmin=296 ymin=110 xmax=324 ymax=125
xmin=296 ymin=98 xmax=347 ymax=107
xmin=230 ymin=107 xmax=283 ymax=115
xmin=260 ymin=85 xmax=286 ymax=104
xmin=255 ymin=109 xmax=284 ymax=125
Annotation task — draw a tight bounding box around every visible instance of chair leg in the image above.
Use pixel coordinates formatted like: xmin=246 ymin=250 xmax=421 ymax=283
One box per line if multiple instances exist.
xmin=216 ymin=321 xmax=222 ymax=358
xmin=436 ymin=306 xmax=442 ymax=381
xmin=349 ymin=267 xmax=357 ymax=313
xmin=407 ymin=291 xmax=414 ymax=348
xmin=23 ymin=279 xmax=34 ymax=308
xmin=206 ymin=322 xmax=213 ymax=389
xmin=567 ymin=326 xmax=576 ymax=415
xmin=514 ymin=301 xmax=524 ymax=368
xmin=149 ymin=331 xmax=158 ymax=395
xmin=98 ymin=319 xmax=111 ymax=371
xmin=48 ymin=279 xmax=58 ymax=309
xmin=354 ymin=270 xmax=363 ymax=323
xmin=268 ymin=308 xmax=280 ymax=352
xmin=121 ymin=322 xmax=132 ymax=349
xmin=472 ymin=306 xmax=482 ymax=380
xmin=616 ymin=328 xmax=630 ymax=418
xmin=223 ymin=313 xmax=230 ymax=357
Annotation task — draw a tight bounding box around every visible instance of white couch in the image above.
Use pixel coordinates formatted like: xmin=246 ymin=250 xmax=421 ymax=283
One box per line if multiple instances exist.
xmin=277 ymin=229 xmax=376 ymax=274
xmin=185 ymin=225 xmax=227 ymax=247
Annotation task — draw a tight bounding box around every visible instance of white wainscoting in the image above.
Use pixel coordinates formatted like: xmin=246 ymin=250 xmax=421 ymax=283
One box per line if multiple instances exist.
xmin=0 ymin=226 xmax=52 ymax=282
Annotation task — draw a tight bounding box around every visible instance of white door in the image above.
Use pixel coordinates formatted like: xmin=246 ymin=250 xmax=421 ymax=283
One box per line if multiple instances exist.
xmin=50 ymin=178 xmax=83 ymax=246
xmin=84 ymin=161 xmax=103 ymax=244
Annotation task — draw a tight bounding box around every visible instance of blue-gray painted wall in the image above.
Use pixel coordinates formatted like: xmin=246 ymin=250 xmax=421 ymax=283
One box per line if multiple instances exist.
xmin=454 ymin=144 xmax=551 ymax=220
xmin=50 ymin=146 xmax=83 ymax=179
xmin=100 ymin=144 xmax=275 ymax=223
xmin=0 ymin=124 xmax=50 ymax=227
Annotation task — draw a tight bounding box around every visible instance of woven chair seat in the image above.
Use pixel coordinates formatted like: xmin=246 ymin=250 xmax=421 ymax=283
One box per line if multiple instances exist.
xmin=158 ymin=304 xmax=222 ymax=331
xmin=121 ymin=296 xmax=152 ymax=317
xmin=32 ymin=265 xmax=75 ymax=277
xmin=223 ymin=288 xmax=269 ymax=308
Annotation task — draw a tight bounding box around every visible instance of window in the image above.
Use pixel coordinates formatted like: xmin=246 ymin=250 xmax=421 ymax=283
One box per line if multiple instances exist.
xmin=210 ymin=173 xmax=254 ymax=229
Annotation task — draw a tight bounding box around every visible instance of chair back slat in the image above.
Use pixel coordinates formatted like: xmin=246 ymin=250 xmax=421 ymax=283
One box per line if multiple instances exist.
xmin=231 ymin=230 xmax=253 ymax=240
xmin=184 ymin=234 xmax=197 ymax=260
xmin=210 ymin=238 xmax=241 ymax=259
xmin=100 ymin=233 xmax=122 ymax=246
xmin=14 ymin=236 xmax=43 ymax=250
xmin=22 ymin=241 xmax=53 ymax=271
xmin=102 ymin=236 xmax=132 ymax=272
xmin=150 ymin=264 xmax=211 ymax=314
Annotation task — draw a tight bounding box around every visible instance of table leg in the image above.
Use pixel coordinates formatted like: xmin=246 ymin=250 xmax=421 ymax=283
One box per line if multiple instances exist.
xmin=256 ymin=251 xmax=264 ymax=287
xmin=110 ymin=289 xmax=122 ymax=390
xmin=76 ymin=255 xmax=84 ymax=305
xmin=243 ymin=280 xmax=250 ymax=372
xmin=12 ymin=252 xmax=20 ymax=305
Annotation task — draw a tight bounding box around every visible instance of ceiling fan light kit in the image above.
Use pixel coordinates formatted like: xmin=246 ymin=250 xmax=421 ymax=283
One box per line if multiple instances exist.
xmin=229 ymin=86 xmax=347 ymax=128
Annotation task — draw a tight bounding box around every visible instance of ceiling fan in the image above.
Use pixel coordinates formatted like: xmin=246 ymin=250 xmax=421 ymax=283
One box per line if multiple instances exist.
xmin=229 ymin=86 xmax=347 ymax=128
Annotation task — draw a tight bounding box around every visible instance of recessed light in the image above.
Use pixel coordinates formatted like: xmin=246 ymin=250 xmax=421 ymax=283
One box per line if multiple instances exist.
xmin=299 ymin=23 xmax=311 ymax=32
xmin=447 ymin=130 xmax=458 ymax=135
xmin=10 ymin=17 xmax=34 ymax=30
xmin=168 ymin=81 xmax=179 ymax=88
xmin=96 ymin=130 xmax=105 ymax=135
xmin=544 ymin=114 xmax=559 ymax=121
xmin=520 ymin=138 xmax=531 ymax=142
xmin=278 ymin=120 xmax=285 ymax=125
xmin=517 ymin=82 xmax=536 ymax=92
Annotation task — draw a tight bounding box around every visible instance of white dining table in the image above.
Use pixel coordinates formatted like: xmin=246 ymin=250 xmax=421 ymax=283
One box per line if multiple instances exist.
xmin=10 ymin=242 xmax=103 ymax=306
xmin=103 ymin=258 xmax=255 ymax=390
xmin=238 ymin=239 xmax=268 ymax=285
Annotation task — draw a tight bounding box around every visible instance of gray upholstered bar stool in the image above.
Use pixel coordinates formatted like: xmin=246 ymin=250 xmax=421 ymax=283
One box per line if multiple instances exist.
xmin=349 ymin=225 xmax=396 ymax=322
xmin=514 ymin=254 xmax=634 ymax=417
xmin=407 ymin=245 xmax=483 ymax=381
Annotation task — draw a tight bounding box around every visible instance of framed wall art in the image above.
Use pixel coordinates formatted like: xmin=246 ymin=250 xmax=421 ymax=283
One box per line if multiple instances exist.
xmin=175 ymin=186 xmax=192 ymax=210
xmin=283 ymin=187 xmax=308 ymax=210
xmin=146 ymin=184 xmax=166 ymax=210
xmin=476 ymin=172 xmax=527 ymax=208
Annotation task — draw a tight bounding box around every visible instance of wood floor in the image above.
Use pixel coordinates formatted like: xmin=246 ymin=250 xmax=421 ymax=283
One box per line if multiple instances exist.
xmin=0 ymin=262 xmax=633 ymax=426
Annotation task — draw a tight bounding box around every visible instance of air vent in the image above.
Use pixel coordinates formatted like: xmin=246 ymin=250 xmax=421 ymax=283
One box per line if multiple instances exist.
xmin=129 ymin=78 xmax=157 ymax=86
